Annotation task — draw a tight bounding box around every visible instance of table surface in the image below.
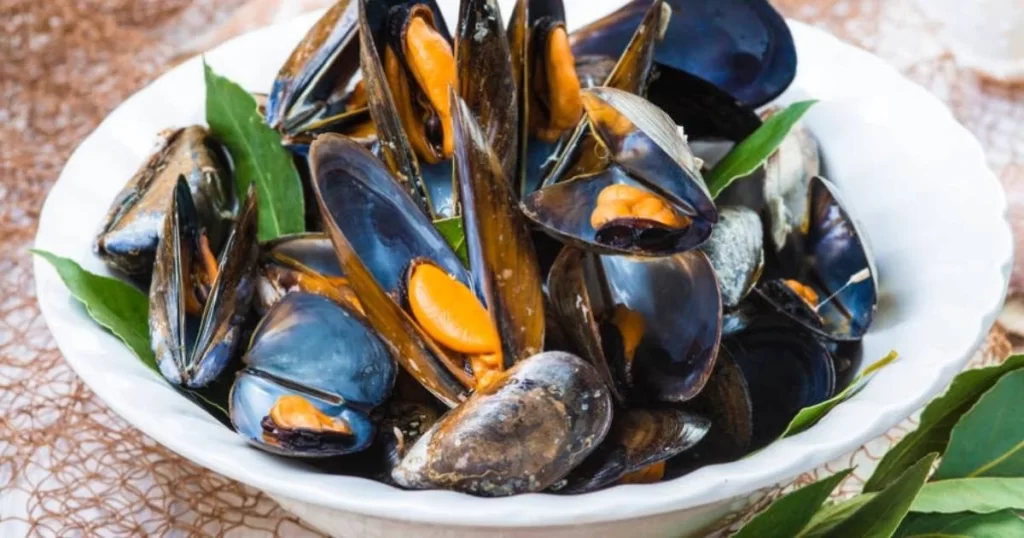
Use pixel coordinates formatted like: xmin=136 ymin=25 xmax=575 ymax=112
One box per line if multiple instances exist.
xmin=1 ymin=0 xmax=1021 ymax=536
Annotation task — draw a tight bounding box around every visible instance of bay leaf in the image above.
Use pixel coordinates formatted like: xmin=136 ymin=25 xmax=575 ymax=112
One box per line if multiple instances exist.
xmin=733 ymin=469 xmax=853 ymax=538
xmin=706 ymin=100 xmax=817 ymax=198
xmin=204 ymin=60 xmax=305 ymax=242
xmin=912 ymin=478 xmax=1024 ymax=514
xmin=895 ymin=510 xmax=1024 ymax=538
xmin=33 ymin=250 xmax=156 ymax=372
xmin=865 ymin=355 xmax=1024 ymax=492
xmin=934 ymin=370 xmax=1024 ymax=480
xmin=433 ymin=215 xmax=468 ymax=265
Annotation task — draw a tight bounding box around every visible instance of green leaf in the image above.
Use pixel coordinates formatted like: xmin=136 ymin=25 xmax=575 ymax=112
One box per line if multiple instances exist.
xmin=934 ymin=370 xmax=1024 ymax=480
xmin=799 ymin=495 xmax=875 ymax=538
xmin=912 ymin=478 xmax=1024 ymax=514
xmin=804 ymin=453 xmax=938 ymax=538
xmin=896 ymin=510 xmax=1024 ymax=538
xmin=865 ymin=356 xmax=1024 ymax=492
xmin=706 ymin=100 xmax=818 ymax=198
xmin=733 ymin=469 xmax=853 ymax=538
xmin=33 ymin=250 xmax=156 ymax=373
xmin=433 ymin=216 xmax=468 ymax=265
xmin=783 ymin=350 xmax=899 ymax=437
xmin=204 ymin=60 xmax=304 ymax=242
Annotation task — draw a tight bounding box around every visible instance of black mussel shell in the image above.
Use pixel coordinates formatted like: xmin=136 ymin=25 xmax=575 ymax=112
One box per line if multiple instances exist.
xmin=266 ymin=0 xmax=365 ymax=136
xmin=571 ymin=0 xmax=796 ymax=108
xmin=646 ymin=65 xmax=762 ymax=141
xmin=721 ymin=319 xmax=836 ymax=448
xmin=150 ymin=180 xmax=257 ymax=389
xmin=311 ymin=133 xmax=472 ymax=407
xmin=557 ymin=408 xmax=710 ymax=493
xmin=391 ymin=351 xmax=613 ymax=496
xmin=230 ymin=292 xmax=395 ymax=457
xmin=95 ymin=126 xmax=235 ymax=279
xmin=548 ymin=247 xmax=722 ymax=405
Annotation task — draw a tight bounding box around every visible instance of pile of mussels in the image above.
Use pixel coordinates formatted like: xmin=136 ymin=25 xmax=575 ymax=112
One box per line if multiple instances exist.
xmin=92 ymin=0 xmax=877 ymax=496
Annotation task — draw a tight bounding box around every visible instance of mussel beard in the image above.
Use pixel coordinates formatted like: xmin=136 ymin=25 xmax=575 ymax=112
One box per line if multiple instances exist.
xmin=384 ymin=5 xmax=456 ymax=164
xmin=530 ymin=23 xmax=583 ymax=143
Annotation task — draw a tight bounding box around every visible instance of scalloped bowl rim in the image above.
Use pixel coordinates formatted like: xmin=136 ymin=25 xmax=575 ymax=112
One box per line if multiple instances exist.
xmin=34 ymin=5 xmax=1012 ymax=529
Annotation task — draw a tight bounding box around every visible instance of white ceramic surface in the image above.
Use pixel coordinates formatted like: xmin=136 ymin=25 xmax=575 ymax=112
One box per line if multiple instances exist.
xmin=34 ymin=2 xmax=1012 ymax=536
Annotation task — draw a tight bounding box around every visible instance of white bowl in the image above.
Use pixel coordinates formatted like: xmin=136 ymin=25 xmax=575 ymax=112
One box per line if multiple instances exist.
xmin=34 ymin=2 xmax=1012 ymax=537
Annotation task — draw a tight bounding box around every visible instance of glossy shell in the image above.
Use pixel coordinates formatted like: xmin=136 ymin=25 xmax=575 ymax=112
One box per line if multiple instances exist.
xmin=700 ymin=206 xmax=764 ymax=308
xmin=391 ymin=351 xmax=612 ymax=496
xmin=95 ymin=126 xmax=234 ymax=278
xmin=230 ymin=292 xmax=397 ymax=457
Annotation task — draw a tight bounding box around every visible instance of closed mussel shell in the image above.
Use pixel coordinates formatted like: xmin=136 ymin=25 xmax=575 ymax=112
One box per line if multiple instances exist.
xmin=547 ymin=247 xmax=722 ymax=404
xmin=230 ymin=292 xmax=396 ymax=457
xmin=95 ymin=126 xmax=234 ymax=278
xmin=391 ymin=351 xmax=612 ymax=496
xmin=557 ymin=408 xmax=710 ymax=493
xmin=721 ymin=319 xmax=836 ymax=448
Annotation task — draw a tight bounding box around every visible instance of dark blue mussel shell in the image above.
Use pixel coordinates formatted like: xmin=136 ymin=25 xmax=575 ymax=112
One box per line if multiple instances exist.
xmin=230 ymin=292 xmax=397 ymax=457
xmin=570 ymin=0 xmax=797 ymax=108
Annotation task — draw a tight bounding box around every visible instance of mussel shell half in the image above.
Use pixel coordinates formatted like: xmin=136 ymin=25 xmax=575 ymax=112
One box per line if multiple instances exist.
xmin=311 ymin=133 xmax=472 ymax=407
xmin=756 ymin=177 xmax=877 ymax=342
xmin=548 ymin=247 xmax=722 ymax=404
xmin=667 ymin=351 xmax=752 ymax=477
xmin=150 ymin=180 xmax=257 ymax=389
xmin=557 ymin=408 xmax=710 ymax=494
xmin=95 ymin=126 xmax=235 ymax=278
xmin=255 ymin=233 xmax=360 ymax=315
xmin=266 ymin=0 xmax=364 ymax=135
xmin=524 ymin=88 xmax=717 ymax=256
xmin=452 ymin=92 xmax=545 ymax=365
xmin=231 ymin=293 xmax=394 ymax=457
xmin=455 ymin=0 xmax=518 ymax=184
xmin=700 ymin=206 xmax=764 ymax=308
xmin=722 ymin=319 xmax=836 ymax=448
xmin=570 ymin=0 xmax=797 ymax=108
xmin=646 ymin=65 xmax=762 ymax=141
xmin=391 ymin=351 xmax=613 ymax=496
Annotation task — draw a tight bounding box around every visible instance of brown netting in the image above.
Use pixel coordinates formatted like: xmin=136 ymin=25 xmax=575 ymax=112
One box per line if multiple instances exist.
xmin=0 ymin=0 xmax=1019 ymax=536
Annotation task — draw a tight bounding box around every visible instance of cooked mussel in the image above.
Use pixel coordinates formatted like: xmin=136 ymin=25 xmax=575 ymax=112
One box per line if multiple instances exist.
xmin=570 ymin=0 xmax=797 ymax=108
xmin=255 ymin=233 xmax=360 ymax=315
xmin=755 ymin=176 xmax=877 ymax=341
xmin=150 ymin=179 xmax=258 ymax=388
xmin=95 ymin=126 xmax=235 ymax=278
xmin=547 ymin=247 xmax=722 ymax=404
xmin=230 ymin=292 xmax=397 ymax=456
xmin=311 ymin=123 xmax=544 ymax=406
xmin=266 ymin=0 xmax=370 ymax=138
xmin=556 ymin=408 xmax=709 ymax=493
xmin=391 ymin=351 xmax=613 ymax=496
xmin=522 ymin=87 xmax=717 ymax=256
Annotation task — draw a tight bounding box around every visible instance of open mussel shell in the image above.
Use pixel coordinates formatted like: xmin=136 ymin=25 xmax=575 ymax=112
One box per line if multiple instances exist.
xmin=647 ymin=65 xmax=762 ymax=142
xmin=756 ymin=176 xmax=878 ymax=342
xmin=666 ymin=351 xmax=752 ymax=477
xmin=311 ymin=133 xmax=472 ymax=407
xmin=255 ymin=233 xmax=361 ymax=315
xmin=451 ymin=92 xmax=544 ymax=365
xmin=266 ymin=0 xmax=367 ymax=136
xmin=523 ymin=88 xmax=717 ymax=256
xmin=150 ymin=180 xmax=258 ymax=388
xmin=700 ymin=206 xmax=764 ymax=308
xmin=556 ymin=408 xmax=710 ymax=493
xmin=721 ymin=319 xmax=836 ymax=448
xmin=455 ymin=0 xmax=518 ymax=184
xmin=95 ymin=126 xmax=235 ymax=278
xmin=391 ymin=351 xmax=613 ymax=496
xmin=548 ymin=247 xmax=722 ymax=404
xmin=570 ymin=0 xmax=796 ymax=108
xmin=230 ymin=292 xmax=396 ymax=457
xmin=357 ymin=0 xmax=458 ymax=218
